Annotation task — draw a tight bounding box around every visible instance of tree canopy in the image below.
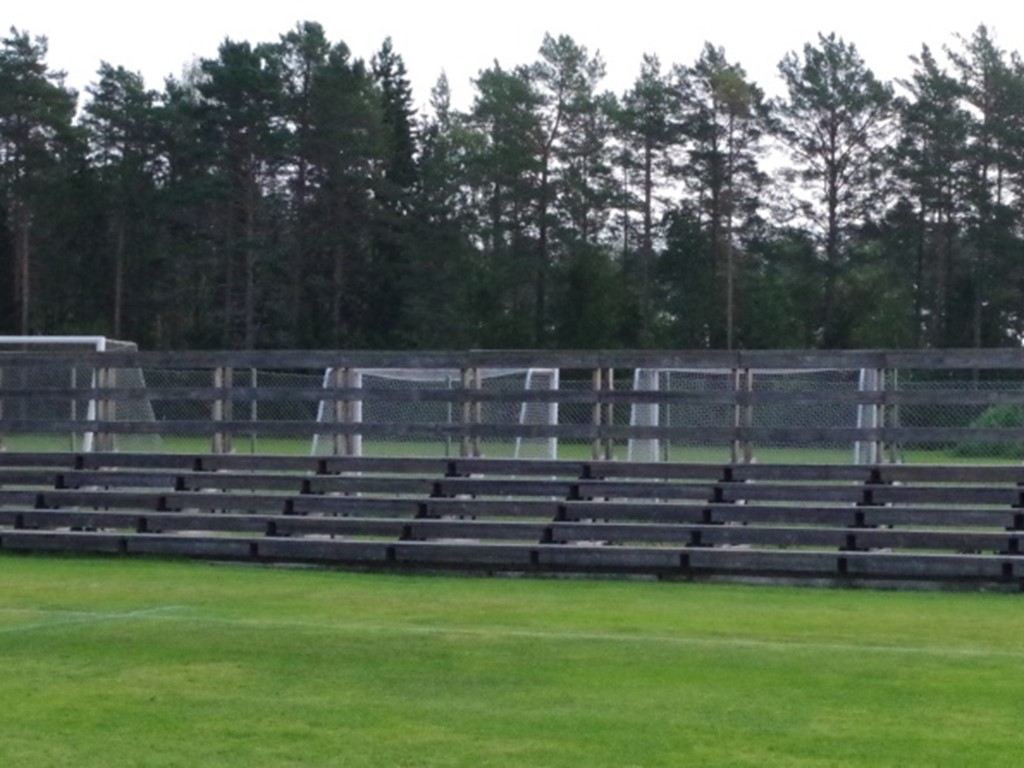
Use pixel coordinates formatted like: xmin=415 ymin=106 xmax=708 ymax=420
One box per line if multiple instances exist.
xmin=1 ymin=22 xmax=1023 ymax=350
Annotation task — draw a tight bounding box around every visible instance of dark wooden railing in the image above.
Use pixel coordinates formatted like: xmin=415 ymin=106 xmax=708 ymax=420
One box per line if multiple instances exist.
xmin=2 ymin=347 xmax=1024 ymax=457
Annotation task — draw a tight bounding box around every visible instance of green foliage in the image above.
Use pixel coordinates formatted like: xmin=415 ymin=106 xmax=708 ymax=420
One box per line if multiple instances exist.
xmin=6 ymin=22 xmax=1024 ymax=351
xmin=953 ymin=403 xmax=1024 ymax=458
xmin=0 ymin=27 xmax=79 ymax=334
xmin=771 ymin=33 xmax=895 ymax=348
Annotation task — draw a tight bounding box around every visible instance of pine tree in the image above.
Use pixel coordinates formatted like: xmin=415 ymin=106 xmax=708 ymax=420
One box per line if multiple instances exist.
xmin=615 ymin=54 xmax=678 ymax=344
xmin=772 ymin=33 xmax=893 ymax=347
xmin=198 ymin=39 xmax=287 ymax=348
xmin=81 ymin=62 xmax=160 ymax=339
xmin=892 ymin=44 xmax=971 ymax=345
xmin=675 ymin=44 xmax=767 ymax=348
xmin=0 ymin=27 xmax=77 ymax=334
xmin=302 ymin=39 xmax=382 ymax=347
xmin=945 ymin=25 xmax=1024 ymax=347
xmin=368 ymin=37 xmax=419 ymax=345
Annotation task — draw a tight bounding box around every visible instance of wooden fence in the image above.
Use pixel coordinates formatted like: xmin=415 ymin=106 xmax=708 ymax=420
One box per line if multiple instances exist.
xmin=3 ymin=348 xmax=1024 ymax=586
xmin=3 ymin=347 xmax=1024 ymax=458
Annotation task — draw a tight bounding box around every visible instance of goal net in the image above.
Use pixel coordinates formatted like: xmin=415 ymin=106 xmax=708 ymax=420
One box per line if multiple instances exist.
xmin=312 ymin=368 xmax=560 ymax=458
xmin=628 ymin=367 xmax=880 ymax=463
xmin=0 ymin=336 xmax=159 ymax=452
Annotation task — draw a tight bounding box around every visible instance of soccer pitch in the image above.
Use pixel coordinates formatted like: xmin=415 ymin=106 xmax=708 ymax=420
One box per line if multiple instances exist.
xmin=1 ymin=555 xmax=1022 ymax=767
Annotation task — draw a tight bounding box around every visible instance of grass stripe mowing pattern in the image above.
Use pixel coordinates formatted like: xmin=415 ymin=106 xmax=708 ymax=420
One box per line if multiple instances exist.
xmin=1 ymin=553 xmax=1022 ymax=767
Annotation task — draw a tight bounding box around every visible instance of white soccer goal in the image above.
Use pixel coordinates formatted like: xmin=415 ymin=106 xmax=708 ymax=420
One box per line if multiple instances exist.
xmin=0 ymin=336 xmax=158 ymax=452
xmin=516 ymin=367 xmax=560 ymax=460
xmin=628 ymin=367 xmax=883 ymax=463
xmin=311 ymin=367 xmax=560 ymax=459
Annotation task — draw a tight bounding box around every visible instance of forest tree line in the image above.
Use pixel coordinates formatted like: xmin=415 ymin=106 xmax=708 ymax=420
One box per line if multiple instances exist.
xmin=1 ymin=22 xmax=1023 ymax=350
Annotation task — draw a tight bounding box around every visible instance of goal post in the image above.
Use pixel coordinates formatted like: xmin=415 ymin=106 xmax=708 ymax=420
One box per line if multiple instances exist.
xmin=312 ymin=367 xmax=560 ymax=459
xmin=516 ymin=367 xmax=560 ymax=460
xmin=0 ymin=336 xmax=158 ymax=452
xmin=628 ymin=366 xmax=886 ymax=464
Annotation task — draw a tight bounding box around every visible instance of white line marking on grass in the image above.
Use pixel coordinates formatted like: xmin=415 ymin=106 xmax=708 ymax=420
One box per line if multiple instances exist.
xmin=139 ymin=613 xmax=1024 ymax=662
xmin=0 ymin=605 xmax=186 ymax=635
xmin=5 ymin=606 xmax=1019 ymax=661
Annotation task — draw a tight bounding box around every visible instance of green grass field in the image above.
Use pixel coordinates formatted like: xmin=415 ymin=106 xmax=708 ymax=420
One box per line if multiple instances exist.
xmin=0 ymin=431 xmax=1009 ymax=465
xmin=2 ymin=554 xmax=1023 ymax=767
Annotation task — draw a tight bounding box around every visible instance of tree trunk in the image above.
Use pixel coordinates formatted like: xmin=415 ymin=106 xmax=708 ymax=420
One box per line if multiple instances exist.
xmin=244 ymin=161 xmax=257 ymax=350
xmin=113 ymin=216 xmax=125 ymax=338
xmin=16 ymin=202 xmax=31 ymax=335
xmin=535 ymin=156 xmax=550 ymax=346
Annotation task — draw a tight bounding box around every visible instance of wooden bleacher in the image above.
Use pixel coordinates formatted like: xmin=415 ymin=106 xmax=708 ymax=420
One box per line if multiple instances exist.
xmin=3 ymin=451 xmax=1024 ymax=587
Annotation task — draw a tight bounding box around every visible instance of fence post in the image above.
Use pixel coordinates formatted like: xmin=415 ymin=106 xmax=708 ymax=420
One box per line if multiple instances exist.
xmin=732 ymin=367 xmax=753 ymax=464
xmin=348 ymin=368 xmax=365 ymax=457
xmin=604 ymin=367 xmax=615 ymax=460
xmin=212 ymin=366 xmax=233 ymax=454
xmin=461 ymin=367 xmax=481 ymax=458
xmin=0 ymin=365 xmax=5 ymax=451
xmin=249 ymin=367 xmax=258 ymax=454
xmin=472 ymin=367 xmax=482 ymax=458
xmin=884 ymin=368 xmax=901 ymax=463
xmin=592 ymin=368 xmax=603 ymax=461
xmin=856 ymin=368 xmax=892 ymax=464
xmin=94 ymin=365 xmax=115 ymax=452
xmin=330 ymin=367 xmax=346 ymax=456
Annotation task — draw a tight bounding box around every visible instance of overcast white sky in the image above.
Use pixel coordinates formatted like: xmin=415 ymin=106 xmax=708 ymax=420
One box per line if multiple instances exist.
xmin=8 ymin=1 xmax=1023 ymax=109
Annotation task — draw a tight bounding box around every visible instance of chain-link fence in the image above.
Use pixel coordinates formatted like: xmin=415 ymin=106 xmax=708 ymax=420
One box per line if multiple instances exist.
xmin=894 ymin=371 xmax=1024 ymax=461
xmin=6 ymin=349 xmax=1024 ymax=462
xmin=311 ymin=368 xmax=584 ymax=459
xmin=626 ymin=368 xmax=866 ymax=463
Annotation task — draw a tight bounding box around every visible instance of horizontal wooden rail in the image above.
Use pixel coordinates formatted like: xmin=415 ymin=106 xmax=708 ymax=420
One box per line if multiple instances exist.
xmin=4 ymin=347 xmax=1024 ymax=370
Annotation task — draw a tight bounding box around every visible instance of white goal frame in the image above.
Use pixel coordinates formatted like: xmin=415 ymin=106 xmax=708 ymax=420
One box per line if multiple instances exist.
xmin=312 ymin=367 xmax=560 ymax=459
xmin=0 ymin=335 xmax=150 ymax=452
xmin=628 ymin=366 xmax=888 ymax=464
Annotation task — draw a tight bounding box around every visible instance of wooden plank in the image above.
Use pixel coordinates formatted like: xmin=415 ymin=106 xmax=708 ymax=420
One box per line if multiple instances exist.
xmin=558 ymin=500 xmax=714 ymax=524
xmin=574 ymin=480 xmax=718 ymax=501
xmin=0 ymin=453 xmax=87 ymax=469
xmin=0 ymin=509 xmax=268 ymax=534
xmin=1 ymin=530 xmax=127 ymax=554
xmin=402 ymin=519 xmax=548 ymax=541
xmin=2 ymin=346 xmax=1023 ymax=374
xmin=736 ymin=349 xmax=889 ymax=370
xmin=549 ymin=522 xmax=1020 ymax=552
xmin=535 ymin=545 xmax=684 ymax=572
xmin=884 ymin=348 xmax=1024 ymax=370
xmin=303 ymin=476 xmax=437 ymax=495
xmin=866 ymin=484 xmax=1020 ymax=506
xmin=33 ymin=381 xmax=1008 ymax=408
xmin=17 ymin=489 xmax=293 ymax=513
xmin=255 ymin=538 xmax=389 ymax=564
xmin=705 ymin=503 xmax=1017 ymax=529
xmin=0 ymin=469 xmax=71 ymax=486
xmin=152 ymin=456 xmax=1018 ymax=487
xmin=726 ymin=463 xmax=1024 ymax=485
xmin=433 ymin=477 xmax=581 ymax=498
xmin=715 ymin=484 xmax=866 ymax=503
xmin=125 ymin=535 xmax=255 ymax=559
xmin=839 ymin=551 xmax=1015 ymax=581
xmin=7 ymin=507 xmax=1015 ymax=554
xmin=420 ymin=498 xmax=563 ymax=519
xmin=685 ymin=548 xmax=841 ymax=575
xmin=391 ymin=541 xmax=537 ymax=568
xmin=287 ymin=496 xmax=424 ymax=516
